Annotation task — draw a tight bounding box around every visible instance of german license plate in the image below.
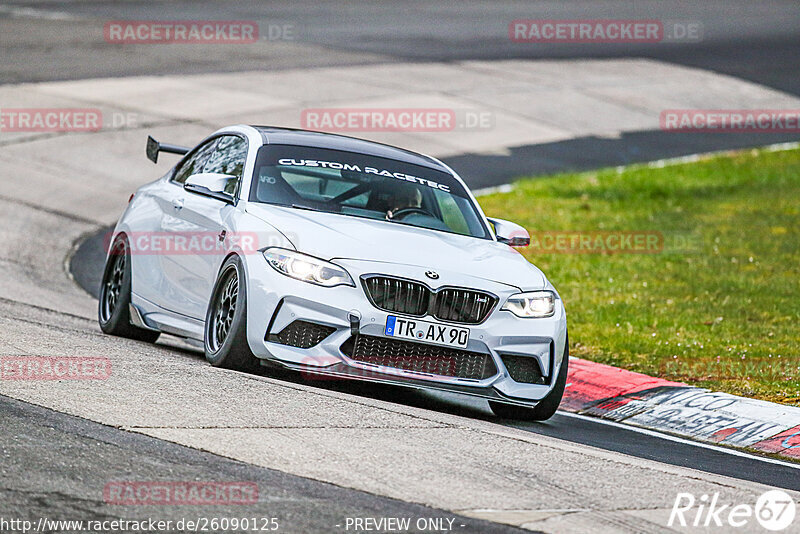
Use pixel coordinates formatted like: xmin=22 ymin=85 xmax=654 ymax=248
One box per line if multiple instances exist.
xmin=384 ymin=316 xmax=469 ymax=349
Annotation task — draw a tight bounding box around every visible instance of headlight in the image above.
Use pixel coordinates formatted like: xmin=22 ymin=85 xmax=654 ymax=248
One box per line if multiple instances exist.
xmin=263 ymin=248 xmax=354 ymax=287
xmin=502 ymin=291 xmax=556 ymax=318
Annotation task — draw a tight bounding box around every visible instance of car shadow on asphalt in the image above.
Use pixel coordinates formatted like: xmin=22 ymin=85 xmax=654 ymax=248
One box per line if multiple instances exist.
xmin=154 ymin=331 xmax=532 ymax=424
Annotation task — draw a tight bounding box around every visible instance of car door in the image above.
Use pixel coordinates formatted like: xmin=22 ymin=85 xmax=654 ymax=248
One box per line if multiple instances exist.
xmin=160 ymin=135 xmax=248 ymax=320
xmin=131 ymin=138 xmax=217 ymax=313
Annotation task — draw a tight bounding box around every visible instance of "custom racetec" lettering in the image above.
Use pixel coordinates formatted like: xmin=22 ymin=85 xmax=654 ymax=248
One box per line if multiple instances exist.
xmin=276 ymin=159 xmax=451 ymax=192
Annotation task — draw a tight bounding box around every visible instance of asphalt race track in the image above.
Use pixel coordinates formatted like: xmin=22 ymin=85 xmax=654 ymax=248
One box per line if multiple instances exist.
xmin=67 ymin=227 xmax=800 ymax=492
xmin=0 ymin=395 xmax=525 ymax=534
xmin=2 ymin=0 xmax=799 ymax=95
xmin=1 ymin=2 xmax=800 ymax=533
xmin=2 ymin=0 xmax=800 ymax=188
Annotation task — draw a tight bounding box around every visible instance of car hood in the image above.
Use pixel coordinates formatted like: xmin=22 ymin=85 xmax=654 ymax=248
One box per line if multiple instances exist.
xmin=245 ymin=204 xmax=546 ymax=290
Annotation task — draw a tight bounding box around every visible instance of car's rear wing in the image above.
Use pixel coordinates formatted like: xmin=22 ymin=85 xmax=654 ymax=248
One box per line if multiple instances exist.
xmin=146 ymin=135 xmax=190 ymax=164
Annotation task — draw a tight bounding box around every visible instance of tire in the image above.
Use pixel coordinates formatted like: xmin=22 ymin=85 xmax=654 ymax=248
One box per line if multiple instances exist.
xmin=204 ymin=255 xmax=262 ymax=373
xmin=490 ymin=335 xmax=569 ymax=421
xmin=98 ymin=236 xmax=160 ymax=343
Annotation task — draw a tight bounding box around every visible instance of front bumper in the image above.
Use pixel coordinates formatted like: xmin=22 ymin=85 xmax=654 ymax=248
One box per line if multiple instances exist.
xmin=243 ymin=256 xmax=567 ymax=405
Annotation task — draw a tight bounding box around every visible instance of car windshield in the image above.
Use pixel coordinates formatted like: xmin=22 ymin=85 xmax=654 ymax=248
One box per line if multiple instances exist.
xmin=249 ymin=145 xmax=490 ymax=239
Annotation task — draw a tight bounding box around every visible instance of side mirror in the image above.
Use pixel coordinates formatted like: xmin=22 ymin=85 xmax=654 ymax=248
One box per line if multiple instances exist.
xmin=184 ymin=173 xmax=237 ymax=204
xmin=487 ymin=217 xmax=530 ymax=247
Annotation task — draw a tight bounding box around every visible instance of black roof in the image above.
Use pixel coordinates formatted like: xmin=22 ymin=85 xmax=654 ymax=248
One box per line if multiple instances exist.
xmin=252 ymin=126 xmax=447 ymax=172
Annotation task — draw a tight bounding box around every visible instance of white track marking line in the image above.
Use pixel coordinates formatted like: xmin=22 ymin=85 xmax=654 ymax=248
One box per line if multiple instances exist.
xmin=0 ymin=6 xmax=75 ymax=20
xmin=472 ymin=184 xmax=514 ymax=197
xmin=473 ymin=141 xmax=800 ymax=197
xmin=558 ymin=411 xmax=800 ymax=471
xmin=621 ymin=141 xmax=800 ymax=171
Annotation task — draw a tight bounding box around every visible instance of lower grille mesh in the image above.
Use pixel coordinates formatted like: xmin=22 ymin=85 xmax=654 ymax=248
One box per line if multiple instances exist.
xmin=500 ymin=354 xmax=546 ymax=384
xmin=268 ymin=320 xmax=336 ymax=349
xmin=341 ymin=334 xmax=497 ymax=380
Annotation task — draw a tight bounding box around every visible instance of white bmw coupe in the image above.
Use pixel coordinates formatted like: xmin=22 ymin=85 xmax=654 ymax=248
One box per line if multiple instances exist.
xmin=99 ymin=125 xmax=568 ymax=420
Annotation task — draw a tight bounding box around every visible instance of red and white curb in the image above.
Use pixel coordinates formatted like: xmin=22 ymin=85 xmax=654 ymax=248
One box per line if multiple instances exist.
xmin=562 ymin=357 xmax=800 ymax=461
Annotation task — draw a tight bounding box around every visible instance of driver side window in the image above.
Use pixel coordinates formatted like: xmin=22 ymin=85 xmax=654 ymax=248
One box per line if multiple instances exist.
xmin=172 ymin=138 xmax=219 ymax=185
xmin=203 ymin=136 xmax=248 ymax=195
xmin=434 ymin=192 xmax=471 ymax=236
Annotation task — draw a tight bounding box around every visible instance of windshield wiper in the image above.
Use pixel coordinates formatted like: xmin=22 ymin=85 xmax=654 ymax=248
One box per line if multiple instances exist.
xmin=290 ymin=203 xmax=321 ymax=212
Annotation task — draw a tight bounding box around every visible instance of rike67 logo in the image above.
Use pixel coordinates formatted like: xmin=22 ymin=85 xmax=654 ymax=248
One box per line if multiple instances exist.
xmin=669 ymin=490 xmax=796 ymax=531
